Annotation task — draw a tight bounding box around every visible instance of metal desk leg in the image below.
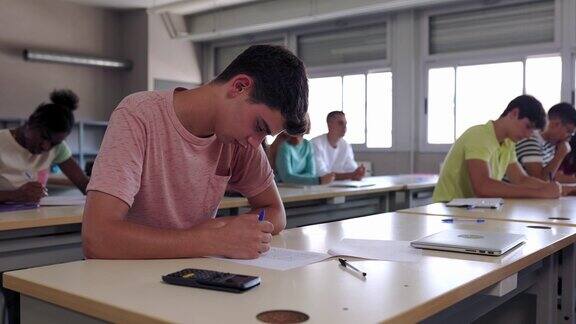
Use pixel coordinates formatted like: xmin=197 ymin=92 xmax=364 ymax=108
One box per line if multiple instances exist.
xmin=559 ymin=244 xmax=575 ymax=323
xmin=529 ymin=254 xmax=558 ymax=324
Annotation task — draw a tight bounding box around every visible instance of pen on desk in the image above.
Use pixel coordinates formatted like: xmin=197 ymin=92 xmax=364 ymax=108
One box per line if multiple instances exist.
xmin=258 ymin=209 xmax=265 ymax=221
xmin=442 ymin=218 xmax=485 ymax=223
xmin=338 ymin=258 xmax=367 ymax=277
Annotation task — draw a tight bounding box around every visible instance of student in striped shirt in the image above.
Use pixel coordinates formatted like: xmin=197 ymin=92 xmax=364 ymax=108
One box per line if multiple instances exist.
xmin=516 ymin=103 xmax=576 ymax=183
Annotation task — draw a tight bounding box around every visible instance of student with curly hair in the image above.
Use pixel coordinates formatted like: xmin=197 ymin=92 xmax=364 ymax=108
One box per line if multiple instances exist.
xmin=0 ymin=90 xmax=89 ymax=203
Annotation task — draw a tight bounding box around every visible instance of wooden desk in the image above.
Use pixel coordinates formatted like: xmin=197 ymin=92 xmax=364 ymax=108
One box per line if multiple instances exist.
xmin=401 ymin=198 xmax=576 ymax=322
xmin=400 ymin=198 xmax=576 ymax=227
xmin=220 ymin=174 xmax=438 ymax=227
xmin=4 ymin=212 xmax=575 ymax=323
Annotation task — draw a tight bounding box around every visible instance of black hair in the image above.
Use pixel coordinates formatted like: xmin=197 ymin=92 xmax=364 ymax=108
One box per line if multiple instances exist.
xmin=27 ymin=89 xmax=78 ymax=134
xmin=213 ymin=45 xmax=308 ymax=135
xmin=548 ymin=102 xmax=576 ymax=126
xmin=326 ymin=111 xmax=345 ymax=123
xmin=500 ymin=95 xmax=546 ymax=130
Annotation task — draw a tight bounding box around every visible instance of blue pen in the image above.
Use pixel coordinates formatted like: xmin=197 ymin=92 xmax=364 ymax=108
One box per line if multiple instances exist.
xmin=258 ymin=209 xmax=265 ymax=221
xmin=442 ymin=218 xmax=485 ymax=223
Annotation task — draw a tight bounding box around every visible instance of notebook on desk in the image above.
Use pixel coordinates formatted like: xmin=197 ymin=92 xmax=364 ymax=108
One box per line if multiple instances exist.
xmin=411 ymin=229 xmax=524 ymax=256
xmin=446 ymin=198 xmax=503 ymax=209
xmin=330 ymin=180 xmax=375 ymax=188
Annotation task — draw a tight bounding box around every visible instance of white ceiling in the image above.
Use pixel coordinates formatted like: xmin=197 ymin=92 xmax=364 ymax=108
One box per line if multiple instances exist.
xmin=59 ymin=0 xmax=183 ymax=9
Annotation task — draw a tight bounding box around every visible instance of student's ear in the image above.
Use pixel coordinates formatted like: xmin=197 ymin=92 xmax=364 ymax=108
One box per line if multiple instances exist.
xmin=508 ymin=107 xmax=520 ymax=119
xmin=228 ymin=75 xmax=253 ymax=98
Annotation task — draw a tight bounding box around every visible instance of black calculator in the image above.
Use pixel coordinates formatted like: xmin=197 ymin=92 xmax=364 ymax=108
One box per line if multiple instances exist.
xmin=162 ymin=268 xmax=261 ymax=293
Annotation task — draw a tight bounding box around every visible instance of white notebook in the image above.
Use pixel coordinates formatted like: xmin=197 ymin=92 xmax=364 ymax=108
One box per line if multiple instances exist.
xmin=446 ymin=198 xmax=503 ymax=209
xmin=330 ymin=180 xmax=375 ymax=188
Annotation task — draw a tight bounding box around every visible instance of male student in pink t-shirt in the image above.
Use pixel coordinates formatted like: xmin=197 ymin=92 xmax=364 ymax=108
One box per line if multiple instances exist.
xmin=82 ymin=45 xmax=308 ymax=260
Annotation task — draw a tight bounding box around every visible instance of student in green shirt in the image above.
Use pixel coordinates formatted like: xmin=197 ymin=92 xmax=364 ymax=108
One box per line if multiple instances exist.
xmin=433 ymin=95 xmax=562 ymax=202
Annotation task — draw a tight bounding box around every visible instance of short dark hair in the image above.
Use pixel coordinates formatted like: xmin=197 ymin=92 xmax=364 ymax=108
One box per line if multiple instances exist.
xmin=214 ymin=45 xmax=308 ymax=135
xmin=548 ymin=102 xmax=576 ymax=126
xmin=326 ymin=111 xmax=345 ymax=123
xmin=28 ymin=89 xmax=78 ymax=134
xmin=500 ymin=95 xmax=546 ymax=130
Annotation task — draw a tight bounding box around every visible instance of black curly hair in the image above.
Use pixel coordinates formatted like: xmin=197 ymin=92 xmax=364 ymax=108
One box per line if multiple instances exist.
xmin=27 ymin=89 xmax=78 ymax=134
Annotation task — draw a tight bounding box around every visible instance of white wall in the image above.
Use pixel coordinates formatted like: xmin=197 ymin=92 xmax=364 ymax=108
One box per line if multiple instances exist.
xmin=148 ymin=13 xmax=202 ymax=88
xmin=0 ymin=0 xmax=125 ymax=120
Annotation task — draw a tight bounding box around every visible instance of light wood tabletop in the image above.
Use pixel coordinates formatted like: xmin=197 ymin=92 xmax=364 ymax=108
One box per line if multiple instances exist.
xmin=221 ymin=174 xmax=438 ymax=208
xmin=0 ymin=175 xmax=437 ymax=231
xmin=400 ymin=198 xmax=576 ymax=226
xmin=0 ymin=205 xmax=84 ymax=231
xmin=4 ymin=212 xmax=575 ymax=323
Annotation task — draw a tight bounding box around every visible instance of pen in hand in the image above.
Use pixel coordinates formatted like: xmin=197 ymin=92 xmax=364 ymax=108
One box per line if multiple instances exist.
xmin=24 ymin=171 xmax=48 ymax=197
xmin=338 ymin=258 xmax=367 ymax=277
xmin=258 ymin=209 xmax=265 ymax=222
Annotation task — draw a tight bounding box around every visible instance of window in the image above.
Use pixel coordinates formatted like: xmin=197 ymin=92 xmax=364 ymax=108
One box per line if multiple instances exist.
xmin=427 ymin=55 xmax=561 ymax=144
xmin=307 ymin=72 xmax=393 ymax=148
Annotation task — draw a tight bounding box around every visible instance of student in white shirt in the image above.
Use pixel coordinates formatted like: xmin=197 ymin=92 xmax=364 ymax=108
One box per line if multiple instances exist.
xmin=311 ymin=111 xmax=365 ymax=180
xmin=0 ymin=90 xmax=89 ymax=203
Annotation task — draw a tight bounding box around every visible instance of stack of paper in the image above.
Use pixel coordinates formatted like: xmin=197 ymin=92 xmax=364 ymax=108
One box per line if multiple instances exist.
xmin=446 ymin=198 xmax=503 ymax=209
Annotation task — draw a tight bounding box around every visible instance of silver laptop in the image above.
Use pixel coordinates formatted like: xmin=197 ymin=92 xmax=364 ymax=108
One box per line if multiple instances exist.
xmin=411 ymin=230 xmax=525 ymax=256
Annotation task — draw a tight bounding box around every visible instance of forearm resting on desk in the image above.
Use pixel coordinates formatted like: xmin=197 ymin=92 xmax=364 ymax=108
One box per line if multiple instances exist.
xmin=0 ymin=190 xmax=17 ymax=203
xmin=82 ymin=191 xmax=274 ymax=259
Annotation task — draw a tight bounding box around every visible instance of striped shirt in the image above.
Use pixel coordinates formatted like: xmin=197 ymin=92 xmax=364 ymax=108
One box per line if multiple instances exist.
xmin=516 ymin=132 xmax=555 ymax=167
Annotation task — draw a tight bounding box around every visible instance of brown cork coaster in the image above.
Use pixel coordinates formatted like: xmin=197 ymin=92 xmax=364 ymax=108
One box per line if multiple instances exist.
xmin=256 ymin=310 xmax=309 ymax=323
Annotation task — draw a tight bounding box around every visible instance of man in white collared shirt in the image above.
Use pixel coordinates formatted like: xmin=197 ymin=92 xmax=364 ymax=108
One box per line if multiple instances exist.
xmin=311 ymin=111 xmax=365 ymax=181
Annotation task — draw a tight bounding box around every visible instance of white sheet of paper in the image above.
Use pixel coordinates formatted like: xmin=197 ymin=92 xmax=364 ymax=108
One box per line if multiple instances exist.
xmin=330 ymin=180 xmax=375 ymax=188
xmin=446 ymin=198 xmax=503 ymax=208
xmin=215 ymin=247 xmax=331 ymax=271
xmin=40 ymin=196 xmax=86 ymax=206
xmin=328 ymin=239 xmax=422 ymax=263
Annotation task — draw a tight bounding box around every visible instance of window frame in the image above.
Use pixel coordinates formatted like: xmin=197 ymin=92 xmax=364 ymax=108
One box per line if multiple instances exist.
xmin=419 ymin=0 xmax=563 ymax=152
xmin=307 ymin=67 xmax=394 ymax=152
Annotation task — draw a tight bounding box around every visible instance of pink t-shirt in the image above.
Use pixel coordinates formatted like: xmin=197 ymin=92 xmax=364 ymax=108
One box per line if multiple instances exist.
xmin=87 ymin=89 xmax=274 ymax=229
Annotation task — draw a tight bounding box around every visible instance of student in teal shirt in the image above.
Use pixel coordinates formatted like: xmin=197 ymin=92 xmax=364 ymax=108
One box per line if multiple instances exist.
xmin=276 ymin=134 xmax=335 ymax=185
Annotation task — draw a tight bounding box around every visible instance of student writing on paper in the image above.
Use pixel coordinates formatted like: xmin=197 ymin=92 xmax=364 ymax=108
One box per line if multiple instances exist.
xmin=311 ymin=111 xmax=365 ymax=181
xmin=83 ymin=45 xmax=308 ymax=260
xmin=558 ymin=135 xmax=576 ymax=181
xmin=0 ymin=90 xmax=89 ymax=204
xmin=516 ymin=103 xmax=576 ymax=185
xmin=275 ymin=118 xmax=335 ymax=185
xmin=433 ymin=95 xmax=561 ymax=202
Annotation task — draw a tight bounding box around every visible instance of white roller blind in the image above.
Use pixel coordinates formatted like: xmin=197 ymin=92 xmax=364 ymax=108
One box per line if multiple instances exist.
xmin=214 ymin=39 xmax=285 ymax=75
xmin=429 ymin=0 xmax=555 ymax=54
xmin=298 ymin=22 xmax=387 ymax=67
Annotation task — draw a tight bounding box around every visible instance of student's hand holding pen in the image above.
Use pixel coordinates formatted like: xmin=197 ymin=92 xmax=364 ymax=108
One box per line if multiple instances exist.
xmin=542 ymin=180 xmax=562 ymax=198
xmin=12 ymin=182 xmax=47 ymax=203
xmin=211 ymin=212 xmax=274 ymax=259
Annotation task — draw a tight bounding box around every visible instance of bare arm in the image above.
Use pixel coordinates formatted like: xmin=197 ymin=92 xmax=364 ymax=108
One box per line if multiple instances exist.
xmin=335 ymin=166 xmax=365 ymax=181
xmin=244 ymin=182 xmax=286 ymax=234
xmin=82 ymin=191 xmax=273 ymax=259
xmin=555 ymin=171 xmax=576 ymax=183
xmin=467 ymin=160 xmax=560 ymax=198
xmin=0 ymin=182 xmax=45 ymax=203
xmin=59 ymin=157 xmax=90 ymax=194
xmin=506 ymin=162 xmax=548 ymax=188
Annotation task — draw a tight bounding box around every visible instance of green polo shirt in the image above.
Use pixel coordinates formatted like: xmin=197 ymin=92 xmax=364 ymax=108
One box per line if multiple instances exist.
xmin=432 ymin=121 xmax=517 ymax=202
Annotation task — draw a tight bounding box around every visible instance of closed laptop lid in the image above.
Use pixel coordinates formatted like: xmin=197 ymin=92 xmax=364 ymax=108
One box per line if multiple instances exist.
xmin=411 ymin=230 xmax=525 ymax=255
